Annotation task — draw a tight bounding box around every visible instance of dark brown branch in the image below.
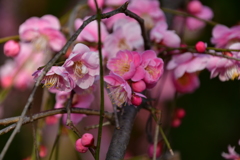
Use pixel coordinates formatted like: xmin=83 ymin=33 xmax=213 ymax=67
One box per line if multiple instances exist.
xmin=0 ymin=108 xmax=113 ymax=136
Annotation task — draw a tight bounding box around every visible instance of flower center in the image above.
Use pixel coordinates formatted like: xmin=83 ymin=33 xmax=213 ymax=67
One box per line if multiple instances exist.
xmin=145 ymin=65 xmax=160 ymax=79
xmin=108 ymin=85 xmax=127 ymax=107
xmin=73 ymin=61 xmax=88 ymax=78
xmin=32 ymin=35 xmax=49 ymax=52
xmin=118 ymin=38 xmax=131 ymax=50
xmin=43 ymin=74 xmax=59 ymax=88
xmin=226 ymin=66 xmax=240 ymax=80
xmin=142 ymin=13 xmax=154 ymax=29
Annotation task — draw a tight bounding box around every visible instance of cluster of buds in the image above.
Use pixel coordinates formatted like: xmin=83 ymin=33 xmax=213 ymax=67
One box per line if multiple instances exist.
xmin=75 ymin=133 xmax=94 ymax=153
xmin=171 ymin=108 xmax=186 ymax=128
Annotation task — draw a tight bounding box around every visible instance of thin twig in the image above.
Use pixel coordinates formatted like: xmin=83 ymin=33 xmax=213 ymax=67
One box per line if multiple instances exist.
xmin=0 ymin=2 xmax=137 ymax=159
xmin=84 ymin=121 xmax=111 ymax=131
xmin=94 ymin=0 xmax=105 ymax=159
xmin=0 ymin=108 xmax=113 ymax=135
xmin=30 ymin=108 xmax=40 ymax=160
xmin=0 ymin=35 xmax=19 ymax=43
xmin=153 ymin=124 xmax=159 ymax=160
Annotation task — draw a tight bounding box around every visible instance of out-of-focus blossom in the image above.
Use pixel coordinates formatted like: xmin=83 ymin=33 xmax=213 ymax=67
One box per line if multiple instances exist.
xmin=104 ymin=73 xmax=132 ymax=107
xmin=33 ymin=66 xmax=75 ymax=92
xmin=128 ymin=0 xmax=165 ymax=29
xmin=150 ymin=21 xmax=181 ymax=51
xmin=174 ymin=0 xmax=213 ymax=31
xmin=88 ymin=0 xmax=104 ymax=11
xmin=75 ymin=18 xmax=108 ymax=43
xmin=105 ymin=0 xmax=127 ymax=7
xmin=148 ymin=142 xmax=162 ymax=158
xmin=4 ymin=40 xmax=20 ymax=57
xmin=207 ymin=43 xmax=240 ymax=81
xmin=140 ymin=50 xmax=164 ymax=88
xmin=172 ymin=72 xmax=200 ymax=93
xmin=222 ymin=145 xmax=240 ymax=160
xmin=63 ymin=43 xmax=99 ymax=89
xmin=211 ymin=24 xmax=240 ymax=48
xmin=19 ymin=15 xmax=66 ymax=52
xmin=39 ymin=145 xmax=47 ymax=158
xmin=102 ymin=20 xmax=143 ymax=59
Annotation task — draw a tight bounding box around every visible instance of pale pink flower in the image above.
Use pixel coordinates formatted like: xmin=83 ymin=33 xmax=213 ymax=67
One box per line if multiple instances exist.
xmin=19 ymin=15 xmax=66 ymax=52
xmin=104 ymin=73 xmax=132 ymax=107
xmin=172 ymin=72 xmax=200 ymax=93
xmin=150 ymin=21 xmax=181 ymax=51
xmin=4 ymin=40 xmax=20 ymax=57
xmin=107 ymin=50 xmax=142 ymax=80
xmin=75 ymin=18 xmax=108 ymax=43
xmin=167 ymin=52 xmax=210 ymax=78
xmin=207 ymin=43 xmax=240 ymax=81
xmin=63 ymin=43 xmax=99 ymax=89
xmin=222 ymin=145 xmax=240 ymax=160
xmin=140 ymin=50 xmax=164 ymax=88
xmin=102 ymin=20 xmax=143 ymax=59
xmin=33 ymin=66 xmax=75 ymax=92
xmin=211 ymin=24 xmax=240 ymax=48
xmin=128 ymin=0 xmax=165 ymax=29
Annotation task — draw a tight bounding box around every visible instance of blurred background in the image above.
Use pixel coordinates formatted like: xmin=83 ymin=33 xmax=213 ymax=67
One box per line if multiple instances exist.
xmin=0 ymin=0 xmax=240 ymax=159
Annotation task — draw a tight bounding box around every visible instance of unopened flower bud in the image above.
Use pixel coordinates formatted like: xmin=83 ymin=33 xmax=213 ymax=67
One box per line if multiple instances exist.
xmin=39 ymin=145 xmax=47 ymax=158
xmin=148 ymin=142 xmax=162 ymax=158
xmin=176 ymin=108 xmax=186 ymax=119
xmin=81 ymin=133 xmax=94 ymax=147
xmin=195 ymin=41 xmax=207 ymax=53
xmin=187 ymin=0 xmax=203 ymax=14
xmin=76 ymin=138 xmax=88 ymax=153
xmin=131 ymin=95 xmax=142 ymax=106
xmin=131 ymin=80 xmax=146 ymax=92
xmin=171 ymin=118 xmax=181 ymax=128
xmin=4 ymin=40 xmax=20 ymax=57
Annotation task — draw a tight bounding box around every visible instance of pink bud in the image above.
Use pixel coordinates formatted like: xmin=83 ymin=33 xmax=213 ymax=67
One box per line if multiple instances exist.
xmin=131 ymin=95 xmax=142 ymax=106
xmin=75 ymin=138 xmax=89 ymax=153
xmin=131 ymin=80 xmax=146 ymax=92
xmin=176 ymin=108 xmax=186 ymax=119
xmin=81 ymin=133 xmax=94 ymax=147
xmin=195 ymin=41 xmax=206 ymax=53
xmin=39 ymin=145 xmax=47 ymax=158
xmin=148 ymin=142 xmax=162 ymax=158
xmin=172 ymin=118 xmax=181 ymax=128
xmin=1 ymin=76 xmax=13 ymax=88
xmin=4 ymin=40 xmax=20 ymax=57
xmin=187 ymin=0 xmax=203 ymax=14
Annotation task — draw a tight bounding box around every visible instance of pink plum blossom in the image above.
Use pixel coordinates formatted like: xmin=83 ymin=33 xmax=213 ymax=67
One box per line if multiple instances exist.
xmin=211 ymin=24 xmax=240 ymax=48
xmin=33 ymin=66 xmax=75 ymax=92
xmin=4 ymin=40 xmax=20 ymax=57
xmin=222 ymin=145 xmax=240 ymax=160
xmin=167 ymin=52 xmax=210 ymax=78
xmin=207 ymin=43 xmax=240 ymax=81
xmin=150 ymin=21 xmax=181 ymax=51
xmin=63 ymin=43 xmax=99 ymax=89
xmin=107 ymin=50 xmax=143 ymax=80
xmin=128 ymin=0 xmax=165 ymax=29
xmin=104 ymin=73 xmax=132 ymax=107
xmin=75 ymin=18 xmax=109 ymax=43
xmin=102 ymin=20 xmax=143 ymax=59
xmin=140 ymin=50 xmax=164 ymax=88
xmin=172 ymin=72 xmax=200 ymax=93
xmin=19 ymin=14 xmax=66 ymax=52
